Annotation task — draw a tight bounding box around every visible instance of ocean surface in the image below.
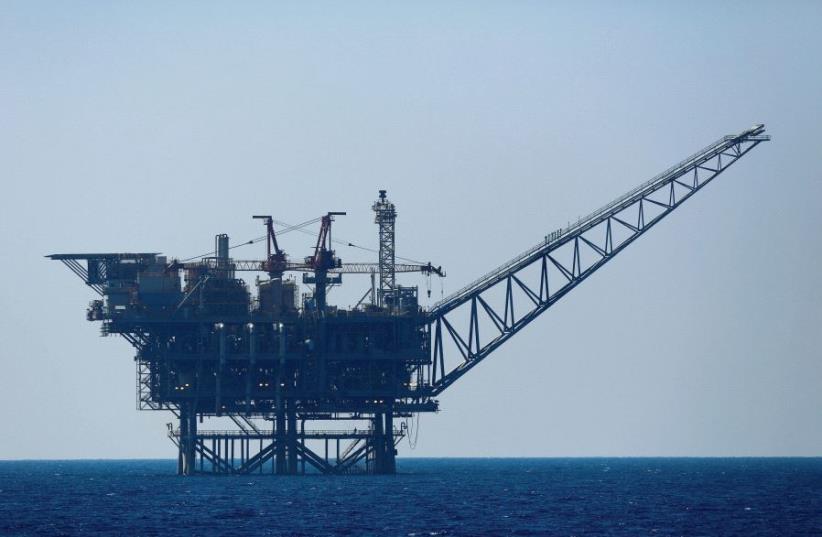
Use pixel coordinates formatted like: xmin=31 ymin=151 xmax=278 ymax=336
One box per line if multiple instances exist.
xmin=0 ymin=458 xmax=819 ymax=536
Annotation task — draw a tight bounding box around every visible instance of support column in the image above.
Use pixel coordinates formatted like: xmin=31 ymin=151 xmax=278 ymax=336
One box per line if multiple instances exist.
xmin=216 ymin=325 xmax=226 ymax=416
xmin=177 ymin=413 xmax=187 ymax=475
xmin=372 ymin=411 xmax=385 ymax=474
xmin=383 ymin=407 xmax=396 ymax=474
xmin=187 ymin=411 xmax=197 ymax=474
xmin=178 ymin=405 xmax=197 ymax=476
xmin=314 ymin=270 xmax=327 ymax=312
xmin=300 ymin=419 xmax=307 ymax=475
xmin=275 ymin=404 xmax=286 ymax=474
xmin=275 ymin=323 xmax=287 ymax=474
xmin=246 ymin=324 xmax=256 ymax=416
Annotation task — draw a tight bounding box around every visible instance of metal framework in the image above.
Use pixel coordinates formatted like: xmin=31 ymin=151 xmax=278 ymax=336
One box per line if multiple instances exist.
xmin=373 ymin=190 xmax=397 ymax=306
xmin=49 ymin=124 xmax=768 ymax=475
xmin=168 ymin=425 xmax=407 ymax=475
xmin=194 ymin=258 xmax=443 ymax=276
xmin=425 ymin=124 xmax=769 ymax=394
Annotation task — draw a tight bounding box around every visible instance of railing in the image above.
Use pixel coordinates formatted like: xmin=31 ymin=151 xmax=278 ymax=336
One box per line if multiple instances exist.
xmin=563 ymin=135 xmax=733 ymax=236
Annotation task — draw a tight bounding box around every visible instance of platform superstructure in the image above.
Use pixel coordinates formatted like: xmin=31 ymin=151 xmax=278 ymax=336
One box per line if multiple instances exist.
xmin=50 ymin=125 xmax=769 ymax=474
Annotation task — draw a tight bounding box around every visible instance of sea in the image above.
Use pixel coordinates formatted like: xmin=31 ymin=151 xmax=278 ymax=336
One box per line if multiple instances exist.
xmin=0 ymin=458 xmax=819 ymax=536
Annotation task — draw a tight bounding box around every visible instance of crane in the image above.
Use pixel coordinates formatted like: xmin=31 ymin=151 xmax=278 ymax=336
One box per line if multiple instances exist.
xmin=174 ymin=212 xmax=445 ymax=312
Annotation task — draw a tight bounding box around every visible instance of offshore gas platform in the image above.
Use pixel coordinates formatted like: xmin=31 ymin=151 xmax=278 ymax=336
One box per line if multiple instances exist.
xmin=50 ymin=124 xmax=769 ymax=475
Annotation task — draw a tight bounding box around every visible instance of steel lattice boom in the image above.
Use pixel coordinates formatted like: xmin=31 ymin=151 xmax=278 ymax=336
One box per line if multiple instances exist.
xmin=424 ymin=124 xmax=769 ymax=395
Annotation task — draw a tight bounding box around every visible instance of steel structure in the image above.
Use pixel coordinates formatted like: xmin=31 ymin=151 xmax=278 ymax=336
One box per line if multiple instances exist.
xmin=373 ymin=190 xmax=397 ymax=307
xmin=50 ymin=124 xmax=768 ymax=475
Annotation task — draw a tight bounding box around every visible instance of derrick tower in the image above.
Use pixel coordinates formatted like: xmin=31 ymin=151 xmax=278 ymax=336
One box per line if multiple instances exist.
xmin=372 ymin=189 xmax=397 ymax=307
xmin=50 ymin=124 xmax=769 ymax=475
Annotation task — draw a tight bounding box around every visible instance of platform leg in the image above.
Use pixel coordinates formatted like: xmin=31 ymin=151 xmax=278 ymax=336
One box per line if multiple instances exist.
xmin=384 ymin=408 xmax=396 ymax=474
xmin=275 ymin=404 xmax=286 ymax=474
xmin=373 ymin=411 xmax=385 ymax=474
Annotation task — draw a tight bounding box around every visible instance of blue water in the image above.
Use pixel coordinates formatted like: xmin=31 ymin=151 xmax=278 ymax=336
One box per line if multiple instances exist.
xmin=0 ymin=458 xmax=819 ymax=536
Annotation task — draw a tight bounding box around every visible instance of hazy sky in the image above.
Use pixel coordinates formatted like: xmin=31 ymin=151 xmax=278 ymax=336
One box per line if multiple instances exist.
xmin=1 ymin=1 xmax=820 ymax=459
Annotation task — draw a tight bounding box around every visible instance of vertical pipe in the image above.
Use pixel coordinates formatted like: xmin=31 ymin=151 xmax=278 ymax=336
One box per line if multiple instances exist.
xmin=275 ymin=405 xmax=286 ymax=474
xmin=300 ymin=419 xmax=306 ymax=475
xmin=275 ymin=323 xmax=287 ymax=474
xmin=178 ymin=405 xmax=197 ymax=476
xmin=215 ymin=234 xmax=229 ymax=260
xmin=216 ymin=324 xmax=226 ymax=416
xmin=318 ymin=321 xmax=326 ymax=391
xmin=287 ymin=404 xmax=298 ymax=475
xmin=373 ymin=412 xmax=385 ymax=474
xmin=186 ymin=410 xmax=197 ymax=475
xmin=370 ymin=268 xmax=376 ymax=305
xmin=246 ymin=324 xmax=255 ymax=416
xmin=177 ymin=411 xmax=187 ymax=475
xmin=215 ymin=234 xmax=230 ymax=278
xmin=315 ymin=270 xmax=327 ymax=312
xmin=216 ymin=436 xmax=221 ymax=473
xmin=384 ymin=406 xmax=396 ymax=474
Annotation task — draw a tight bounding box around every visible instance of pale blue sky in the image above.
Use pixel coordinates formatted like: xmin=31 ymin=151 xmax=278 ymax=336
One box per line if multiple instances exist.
xmin=1 ymin=1 xmax=820 ymax=458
